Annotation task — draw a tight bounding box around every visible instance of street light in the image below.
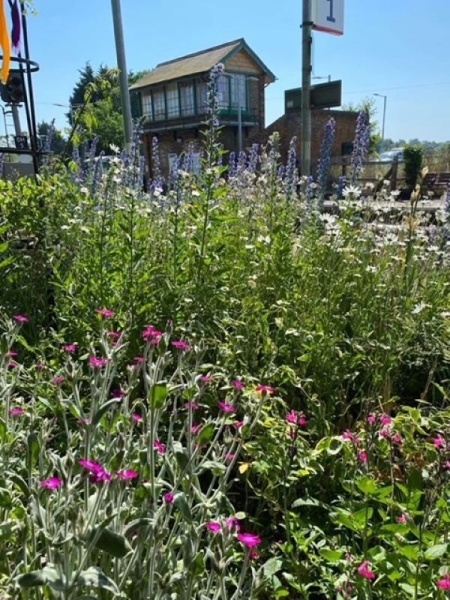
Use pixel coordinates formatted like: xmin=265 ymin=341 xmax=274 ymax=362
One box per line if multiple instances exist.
xmin=373 ymin=93 xmax=387 ymax=143
xmin=312 ymin=75 xmax=331 ymax=82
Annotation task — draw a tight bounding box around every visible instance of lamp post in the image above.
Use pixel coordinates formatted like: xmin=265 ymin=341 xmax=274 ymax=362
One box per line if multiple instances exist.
xmin=373 ymin=93 xmax=387 ymax=144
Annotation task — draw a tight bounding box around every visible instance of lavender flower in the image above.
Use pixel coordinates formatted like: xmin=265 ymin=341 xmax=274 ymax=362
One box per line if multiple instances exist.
xmin=317 ymin=119 xmax=336 ymax=195
xmin=228 ymin=151 xmax=237 ymax=177
xmin=247 ymin=143 xmax=259 ymax=174
xmin=284 ymin=137 xmax=299 ymax=200
xmin=350 ymin=111 xmax=371 ymax=184
xmin=150 ymin=136 xmax=165 ymax=193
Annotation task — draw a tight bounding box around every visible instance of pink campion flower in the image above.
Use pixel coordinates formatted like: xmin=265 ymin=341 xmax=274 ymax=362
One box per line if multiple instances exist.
xmin=231 ymin=379 xmax=245 ymax=390
xmin=358 ymin=450 xmax=368 ymax=463
xmin=153 ymin=440 xmax=166 ymax=455
xmin=79 ymin=459 xmax=111 ymax=484
xmin=142 ymin=325 xmax=163 ymax=344
xmin=40 ymin=476 xmax=63 ymax=490
xmin=380 ymin=413 xmax=392 ymax=426
xmin=96 ymin=308 xmax=115 ymax=318
xmin=233 ymin=420 xmax=245 ymax=430
xmin=184 ymin=401 xmax=200 ymax=410
xmin=286 ymin=410 xmax=308 ymax=427
xmin=445 ymin=461 xmax=450 ymax=471
xmin=77 ymin=417 xmax=91 ymax=427
xmin=8 ymin=360 xmax=18 ymax=369
xmin=433 ymin=435 xmax=446 ymax=449
xmin=117 ymin=469 xmax=139 ymax=480
xmin=7 ymin=350 xmax=18 ymax=357
xmin=379 ymin=427 xmax=390 ymax=439
xmin=191 ymin=423 xmax=201 ymax=435
xmin=397 ymin=514 xmax=407 ymax=524
xmin=255 ymin=384 xmax=275 ymax=395
xmin=51 ymin=376 xmax=65 ymax=385
xmin=89 ymin=356 xmax=109 ymax=368
xmin=205 ymin=522 xmax=221 ymax=533
xmin=219 ymin=401 xmax=236 ymax=413
xmin=132 ymin=413 xmax=143 ymax=422
xmin=225 ymin=453 xmax=236 ymax=461
xmin=62 ymin=343 xmax=77 ymax=353
xmin=111 ymin=388 xmax=125 ymax=398
xmin=237 ymin=532 xmax=262 ymax=548
xmin=13 ymin=314 xmax=29 ymax=323
xmin=134 ymin=356 xmax=145 ymax=364
xmin=437 ymin=573 xmax=450 ymax=590
xmin=164 ymin=491 xmax=174 ymax=504
xmin=171 ymin=340 xmax=192 ymax=351
xmin=367 ymin=413 xmax=376 ymax=425
xmin=357 ymin=560 xmax=375 ymax=581
xmin=107 ymin=330 xmax=121 ymax=339
xmin=249 ymin=549 xmax=259 ymax=561
xmin=35 ymin=362 xmax=45 ymax=371
xmin=225 ymin=517 xmax=240 ymax=531
xmin=342 ymin=430 xmax=360 ymax=444
xmin=392 ymin=432 xmax=403 ymax=444
xmin=200 ymin=375 xmax=212 ymax=383
xmin=9 ymin=407 xmax=24 ymax=416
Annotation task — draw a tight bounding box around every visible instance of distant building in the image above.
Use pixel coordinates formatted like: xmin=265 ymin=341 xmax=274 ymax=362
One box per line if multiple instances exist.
xmin=130 ymin=38 xmax=276 ymax=178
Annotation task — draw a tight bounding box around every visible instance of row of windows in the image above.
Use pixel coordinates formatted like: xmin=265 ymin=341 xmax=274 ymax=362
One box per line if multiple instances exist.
xmin=141 ymin=74 xmax=251 ymax=122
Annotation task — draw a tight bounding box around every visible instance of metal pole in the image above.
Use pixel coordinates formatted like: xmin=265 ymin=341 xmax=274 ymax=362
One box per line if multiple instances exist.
xmin=11 ymin=104 xmax=22 ymax=136
xmin=237 ymin=79 xmax=243 ymax=153
xmin=301 ymin=0 xmax=312 ymax=176
xmin=381 ymin=95 xmax=387 ymax=142
xmin=111 ymin=0 xmax=133 ymax=151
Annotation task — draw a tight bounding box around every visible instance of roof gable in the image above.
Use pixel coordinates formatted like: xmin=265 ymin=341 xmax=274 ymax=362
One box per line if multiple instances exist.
xmin=130 ymin=38 xmax=275 ymax=90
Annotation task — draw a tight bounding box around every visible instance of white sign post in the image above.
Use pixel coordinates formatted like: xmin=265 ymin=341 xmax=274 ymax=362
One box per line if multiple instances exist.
xmin=312 ymin=0 xmax=344 ymax=35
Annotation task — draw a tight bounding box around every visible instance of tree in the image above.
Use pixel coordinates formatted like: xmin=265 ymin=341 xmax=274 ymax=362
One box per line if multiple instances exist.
xmin=341 ymin=97 xmax=380 ymax=154
xmin=37 ymin=121 xmax=66 ymax=155
xmin=67 ymin=63 xmax=149 ymax=153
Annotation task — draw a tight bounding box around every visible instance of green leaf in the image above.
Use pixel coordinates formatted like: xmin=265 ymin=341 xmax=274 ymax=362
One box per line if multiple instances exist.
xmin=197 ymin=423 xmax=215 ymax=445
xmin=201 ymin=461 xmax=227 ymax=476
xmin=123 ymin=518 xmax=153 ymax=537
xmin=91 ymin=399 xmax=120 ymax=427
xmin=424 ymin=543 xmax=448 ymax=560
xmin=263 ymin=557 xmax=283 ymax=578
xmin=356 ymin=476 xmax=378 ymax=496
xmin=150 ymin=382 xmax=168 ymax=409
xmin=27 ymin=432 xmax=40 ymax=470
xmin=76 ymin=567 xmax=119 ymax=595
xmin=174 ymin=493 xmax=192 ymax=523
xmin=16 ymin=566 xmax=61 ymax=589
xmin=319 ymin=548 xmax=344 ymax=562
xmin=90 ymin=527 xmax=131 ymax=558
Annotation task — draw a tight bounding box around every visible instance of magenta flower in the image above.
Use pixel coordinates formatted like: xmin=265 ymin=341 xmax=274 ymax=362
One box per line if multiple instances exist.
xmin=51 ymin=376 xmax=65 ymax=385
xmin=357 ymin=560 xmax=375 ymax=581
xmin=13 ymin=314 xmax=29 ymax=323
xmin=433 ymin=434 xmax=446 ymax=449
xmin=134 ymin=356 xmax=145 ymax=364
xmin=111 ymin=388 xmax=125 ymax=398
xmin=391 ymin=432 xmax=403 ymax=444
xmin=379 ymin=426 xmax=390 ymax=439
xmin=117 ymin=469 xmax=139 ymax=480
xmin=8 ymin=360 xmax=18 ymax=369
xmin=286 ymin=410 xmax=308 ymax=427
xmin=233 ymin=420 xmax=245 ymax=430
xmin=437 ymin=573 xmax=450 ymax=590
xmin=255 ymin=384 xmax=275 ymax=395
xmin=342 ymin=430 xmax=360 ymax=444
xmin=231 ymin=379 xmax=245 ymax=390
xmin=219 ymin=401 xmax=236 ymax=413
xmin=225 ymin=452 xmax=236 ymax=461
xmin=142 ymin=325 xmax=163 ymax=344
xmin=367 ymin=413 xmax=376 ymax=425
xmin=164 ymin=491 xmax=175 ymax=504
xmin=205 ymin=521 xmax=221 ymax=533
xmin=200 ymin=375 xmax=212 ymax=383
xmin=35 ymin=362 xmax=45 ymax=371
xmin=358 ymin=450 xmax=368 ymax=463
xmin=9 ymin=407 xmax=24 ymax=416
xmin=184 ymin=401 xmax=200 ymax=410
xmin=108 ymin=330 xmax=121 ymax=339
xmin=7 ymin=350 xmax=18 ymax=357
xmin=191 ymin=423 xmax=202 ymax=434
xmin=62 ymin=343 xmax=77 ymax=353
xmin=445 ymin=461 xmax=450 ymax=470
xmin=153 ymin=440 xmax=166 ymax=455
xmin=89 ymin=355 xmax=109 ymax=368
xmin=132 ymin=413 xmax=143 ymax=422
xmin=380 ymin=413 xmax=392 ymax=426
xmin=79 ymin=458 xmax=111 ymax=484
xmin=40 ymin=476 xmax=63 ymax=490
xmin=225 ymin=517 xmax=241 ymax=531
xmin=96 ymin=308 xmax=115 ymax=318
xmin=171 ymin=340 xmax=192 ymax=351
xmin=397 ymin=513 xmax=407 ymax=524
xmin=237 ymin=532 xmax=262 ymax=548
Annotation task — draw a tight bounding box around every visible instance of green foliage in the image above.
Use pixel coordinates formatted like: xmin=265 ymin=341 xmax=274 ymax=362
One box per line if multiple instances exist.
xmin=404 ymin=144 xmax=424 ymax=189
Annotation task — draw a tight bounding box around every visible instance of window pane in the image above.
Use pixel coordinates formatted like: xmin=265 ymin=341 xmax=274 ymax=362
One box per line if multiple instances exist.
xmin=217 ymin=75 xmax=229 ymax=109
xmin=180 ymin=82 xmax=194 ymax=116
xmin=196 ymin=82 xmax=208 ymax=114
xmin=142 ymin=93 xmax=153 ymax=120
xmin=230 ymin=74 xmax=247 ymax=110
xmin=166 ymin=84 xmax=180 ymax=119
xmin=153 ymin=89 xmax=165 ymax=120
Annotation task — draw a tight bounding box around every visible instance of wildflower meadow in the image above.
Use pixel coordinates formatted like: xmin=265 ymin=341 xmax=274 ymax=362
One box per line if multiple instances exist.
xmin=1 ymin=68 xmax=450 ymax=599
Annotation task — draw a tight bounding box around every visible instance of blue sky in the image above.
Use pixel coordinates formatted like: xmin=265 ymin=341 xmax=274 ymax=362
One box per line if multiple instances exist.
xmin=19 ymin=0 xmax=450 ymax=142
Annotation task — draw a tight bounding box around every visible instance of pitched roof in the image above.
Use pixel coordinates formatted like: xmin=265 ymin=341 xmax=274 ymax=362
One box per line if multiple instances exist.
xmin=130 ymin=38 xmax=275 ymax=90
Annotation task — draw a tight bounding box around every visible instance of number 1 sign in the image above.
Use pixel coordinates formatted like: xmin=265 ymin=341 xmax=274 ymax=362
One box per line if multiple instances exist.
xmin=312 ymin=0 xmax=344 ymax=35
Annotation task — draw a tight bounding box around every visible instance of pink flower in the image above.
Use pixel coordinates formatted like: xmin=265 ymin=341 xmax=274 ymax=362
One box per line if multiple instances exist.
xmin=8 ymin=360 xmax=18 ymax=369
xmin=89 ymin=356 xmax=109 ymax=368
xmin=255 ymin=384 xmax=275 ymax=395
xmin=36 ymin=362 xmax=45 ymax=371
xmin=445 ymin=461 xmax=450 ymax=470
xmin=191 ymin=423 xmax=201 ymax=434
xmin=233 ymin=420 xmax=245 ymax=430
xmin=433 ymin=434 xmax=446 ymax=449
xmin=40 ymin=476 xmax=63 ymax=490
xmin=380 ymin=413 xmax=392 ymax=426
xmin=392 ymin=432 xmax=403 ymax=444
xmin=237 ymin=532 xmax=262 ymax=548
xmin=225 ymin=517 xmax=241 ymax=531
xmin=358 ymin=450 xmax=368 ymax=463
xmin=225 ymin=453 xmax=236 ymax=461
xmin=111 ymin=388 xmax=125 ymax=398
xmin=132 ymin=413 xmax=143 ymax=422
xmin=107 ymin=330 xmax=121 ymax=339
xmin=379 ymin=426 xmax=390 ymax=439
xmin=286 ymin=410 xmax=307 ymax=426
xmin=342 ymin=430 xmax=360 ymax=444
xmin=117 ymin=469 xmax=139 ymax=480
xmin=13 ymin=314 xmax=29 ymax=323
xmin=164 ymin=491 xmax=174 ymax=504
xmin=7 ymin=350 xmax=18 ymax=357
xmin=96 ymin=308 xmax=115 ymax=318
xmin=231 ymin=379 xmax=245 ymax=390
xmin=184 ymin=401 xmax=200 ymax=410
xmin=62 ymin=343 xmax=77 ymax=353
xmin=142 ymin=325 xmax=163 ymax=344
xmin=367 ymin=413 xmax=376 ymax=425
xmin=200 ymin=375 xmax=212 ymax=383
xmin=171 ymin=340 xmax=191 ymax=351
xmin=357 ymin=560 xmax=375 ymax=581
xmin=205 ymin=521 xmax=221 ymax=533
xmin=397 ymin=513 xmax=407 ymax=524
xmin=79 ymin=459 xmax=111 ymax=484
xmin=9 ymin=407 xmax=24 ymax=416
xmin=437 ymin=573 xmax=450 ymax=590
xmin=51 ymin=376 xmax=65 ymax=385
xmin=134 ymin=356 xmax=145 ymax=364
xmin=219 ymin=401 xmax=236 ymax=413
xmin=153 ymin=440 xmax=166 ymax=455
